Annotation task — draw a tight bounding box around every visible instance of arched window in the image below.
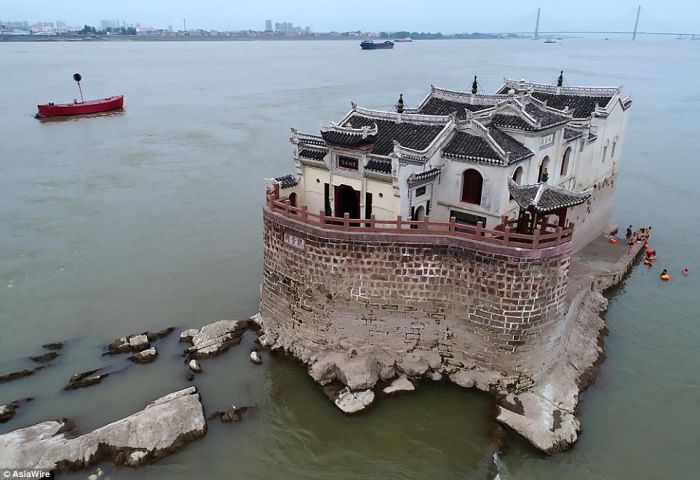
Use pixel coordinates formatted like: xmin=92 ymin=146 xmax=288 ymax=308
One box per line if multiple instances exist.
xmin=512 ymin=166 xmax=523 ymax=184
xmin=461 ymin=169 xmax=483 ymax=205
xmin=602 ymin=140 xmax=609 ymax=163
xmin=560 ymin=148 xmax=571 ymax=176
xmin=611 ymin=136 xmax=618 ymax=158
xmin=538 ymin=156 xmax=550 ymax=183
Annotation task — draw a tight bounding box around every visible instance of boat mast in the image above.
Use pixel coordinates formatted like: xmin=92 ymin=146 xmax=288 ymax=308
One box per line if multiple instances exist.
xmin=73 ymin=73 xmax=84 ymax=103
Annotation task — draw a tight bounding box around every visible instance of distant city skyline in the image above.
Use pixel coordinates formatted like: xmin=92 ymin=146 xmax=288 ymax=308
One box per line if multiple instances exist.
xmin=3 ymin=0 xmax=700 ymax=34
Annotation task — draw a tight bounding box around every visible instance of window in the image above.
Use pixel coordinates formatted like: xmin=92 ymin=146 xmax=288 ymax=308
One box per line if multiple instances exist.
xmin=538 ymin=156 xmax=550 ymax=183
xmin=611 ymin=139 xmax=617 ymax=158
xmin=579 ymin=140 xmax=585 ymax=152
xmin=560 ymin=148 xmax=571 ymax=176
xmin=461 ymin=169 xmax=483 ymax=205
xmin=415 ymin=186 xmax=426 ymax=197
xmin=338 ymin=156 xmax=358 ymax=170
xmin=602 ymin=146 xmax=608 ymax=163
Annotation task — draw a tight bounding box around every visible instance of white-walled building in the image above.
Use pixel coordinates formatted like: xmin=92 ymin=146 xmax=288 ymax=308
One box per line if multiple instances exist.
xmin=275 ymin=73 xmax=632 ymax=251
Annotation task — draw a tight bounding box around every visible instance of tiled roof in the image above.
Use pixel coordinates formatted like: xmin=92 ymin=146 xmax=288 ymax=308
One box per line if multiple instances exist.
xmin=275 ymin=174 xmax=299 ymax=189
xmin=408 ymin=168 xmax=441 ymax=186
xmin=342 ymin=114 xmax=446 ymax=156
xmin=442 ymin=127 xmax=532 ymax=165
xmin=508 ymin=179 xmax=591 ymax=213
xmin=298 ymin=148 xmax=327 ymax=160
xmin=320 ymin=129 xmax=376 ymax=148
xmin=419 ymin=97 xmax=493 ymax=118
xmin=563 ymin=128 xmax=584 ymax=141
xmin=365 ymin=158 xmax=392 ymax=174
xmin=496 ymin=85 xmax=612 ymax=119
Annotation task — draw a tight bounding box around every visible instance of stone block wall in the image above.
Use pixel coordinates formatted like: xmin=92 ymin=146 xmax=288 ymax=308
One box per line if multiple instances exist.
xmin=261 ymin=209 xmax=573 ymax=383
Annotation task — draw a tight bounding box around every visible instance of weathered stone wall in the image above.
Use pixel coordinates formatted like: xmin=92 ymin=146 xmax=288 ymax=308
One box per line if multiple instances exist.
xmin=570 ymin=172 xmax=618 ymax=252
xmin=261 ymin=209 xmax=572 ymax=383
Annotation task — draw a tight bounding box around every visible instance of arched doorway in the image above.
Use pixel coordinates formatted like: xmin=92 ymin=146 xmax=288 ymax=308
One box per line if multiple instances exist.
xmin=461 ymin=169 xmax=483 ymax=205
xmin=560 ymin=148 xmax=571 ymax=176
xmin=334 ymin=184 xmax=360 ymax=219
xmin=288 ymin=192 xmax=297 ymax=207
xmin=538 ymin=156 xmax=550 ymax=183
xmin=414 ymin=205 xmax=425 ymax=221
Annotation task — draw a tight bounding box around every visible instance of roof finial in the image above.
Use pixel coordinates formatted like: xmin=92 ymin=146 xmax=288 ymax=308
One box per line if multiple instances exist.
xmin=396 ymin=93 xmax=404 ymax=113
xmin=471 ymin=76 xmax=478 ymax=95
xmin=557 ymin=70 xmax=564 ymax=87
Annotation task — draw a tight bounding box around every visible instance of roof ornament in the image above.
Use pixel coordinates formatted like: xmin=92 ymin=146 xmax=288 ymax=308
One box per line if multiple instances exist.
xmin=396 ymin=93 xmax=404 ymax=113
xmin=471 ymin=76 xmax=478 ymax=95
xmin=351 ymin=101 xmax=357 ymax=110
xmin=508 ymin=88 xmax=515 ymax=96
xmin=557 ymin=70 xmax=564 ymax=87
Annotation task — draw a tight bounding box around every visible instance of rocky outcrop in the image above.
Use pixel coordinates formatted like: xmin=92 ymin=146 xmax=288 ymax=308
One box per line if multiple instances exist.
xmin=146 ymin=327 xmax=175 ymax=342
xmin=0 ymin=387 xmax=206 ymax=472
xmin=334 ymin=388 xmax=375 ymax=414
xmin=188 ymin=359 xmax=202 ymax=373
xmin=42 ymin=342 xmax=64 ymax=351
xmin=184 ymin=319 xmax=251 ymax=359
xmin=0 ymin=366 xmax=45 ymax=384
xmin=309 ymin=353 xmax=379 ymax=391
xmin=0 ymin=398 xmax=33 ymax=423
xmin=64 ymin=369 xmax=110 ymax=390
xmin=496 ymin=290 xmax=608 ymax=454
xmin=106 ymin=328 xmax=174 ymax=356
xmin=129 ymin=347 xmax=158 ymax=364
xmin=383 ymin=376 xmax=415 ymax=395
xmin=179 ymin=329 xmax=199 ymax=343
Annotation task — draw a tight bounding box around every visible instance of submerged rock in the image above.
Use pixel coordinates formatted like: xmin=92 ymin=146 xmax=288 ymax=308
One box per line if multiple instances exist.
xmin=187 ymin=319 xmax=251 ymax=359
xmin=0 ymin=366 xmax=45 ymax=384
xmin=129 ymin=347 xmax=158 ymax=364
xmin=42 ymin=342 xmax=65 ymax=351
xmin=188 ymin=359 xmax=202 ymax=373
xmin=128 ymin=335 xmax=149 ymax=351
xmin=30 ymin=351 xmax=59 ymax=363
xmin=64 ymin=369 xmax=109 ymax=390
xmin=249 ymin=351 xmax=262 ymax=364
xmin=0 ymin=387 xmax=207 ymax=471
xmin=382 ymin=375 xmax=415 ymax=395
xmin=0 ymin=398 xmax=34 ymax=423
xmin=334 ymin=388 xmax=375 ymax=414
xmin=208 ymin=405 xmax=252 ymax=423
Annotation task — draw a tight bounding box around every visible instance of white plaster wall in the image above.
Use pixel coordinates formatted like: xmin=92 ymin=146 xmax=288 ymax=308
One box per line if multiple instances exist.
xmin=366 ymin=178 xmax=399 ymax=220
xmin=301 ymin=166 xmax=329 ymax=215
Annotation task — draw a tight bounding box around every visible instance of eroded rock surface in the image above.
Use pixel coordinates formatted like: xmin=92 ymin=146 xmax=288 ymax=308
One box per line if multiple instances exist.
xmin=129 ymin=347 xmax=158 ymax=364
xmin=207 ymin=405 xmax=252 ymax=424
xmin=334 ymin=388 xmax=375 ymax=414
xmin=383 ymin=376 xmax=415 ymax=395
xmin=185 ymin=319 xmax=251 ymax=359
xmin=0 ymin=387 xmax=206 ymax=471
xmin=30 ymin=351 xmax=59 ymax=363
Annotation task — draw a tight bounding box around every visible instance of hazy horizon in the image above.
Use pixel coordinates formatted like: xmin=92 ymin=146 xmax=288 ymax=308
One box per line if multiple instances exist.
xmin=3 ymin=0 xmax=699 ymax=34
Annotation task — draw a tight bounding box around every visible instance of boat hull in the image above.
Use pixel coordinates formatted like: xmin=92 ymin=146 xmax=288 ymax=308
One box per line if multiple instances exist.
xmin=360 ymin=41 xmax=394 ymax=50
xmin=36 ymin=95 xmax=124 ymax=118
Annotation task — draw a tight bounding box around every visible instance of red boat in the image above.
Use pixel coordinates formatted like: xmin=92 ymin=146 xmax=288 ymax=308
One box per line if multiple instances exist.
xmin=36 ymin=73 xmax=124 ymax=118
xmin=36 ymin=95 xmax=124 ymax=118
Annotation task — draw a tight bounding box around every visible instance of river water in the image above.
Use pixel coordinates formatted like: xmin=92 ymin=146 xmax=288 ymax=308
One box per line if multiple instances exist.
xmin=1 ymin=38 xmax=698 ymax=479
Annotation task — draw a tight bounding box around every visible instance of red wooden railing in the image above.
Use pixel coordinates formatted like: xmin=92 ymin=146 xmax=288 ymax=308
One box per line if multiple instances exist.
xmin=265 ymin=187 xmax=574 ymax=250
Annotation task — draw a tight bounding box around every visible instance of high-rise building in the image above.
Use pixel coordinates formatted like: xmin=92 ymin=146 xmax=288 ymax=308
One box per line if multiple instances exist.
xmin=265 ymin=19 xmax=272 ymax=32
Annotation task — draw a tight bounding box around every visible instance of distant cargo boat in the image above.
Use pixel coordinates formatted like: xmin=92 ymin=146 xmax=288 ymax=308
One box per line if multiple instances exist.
xmin=36 ymin=73 xmax=124 ymax=118
xmin=543 ymin=39 xmax=557 ymax=44
xmin=394 ymin=37 xmax=413 ymax=42
xmin=360 ymin=40 xmax=394 ymax=50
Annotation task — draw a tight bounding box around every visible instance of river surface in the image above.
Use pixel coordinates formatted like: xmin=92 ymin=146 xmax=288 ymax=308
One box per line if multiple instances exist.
xmin=1 ymin=38 xmax=699 ymax=479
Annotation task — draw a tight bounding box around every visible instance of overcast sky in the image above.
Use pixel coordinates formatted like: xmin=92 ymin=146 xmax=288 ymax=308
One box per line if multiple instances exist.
xmin=3 ymin=1 xmax=697 ymax=33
